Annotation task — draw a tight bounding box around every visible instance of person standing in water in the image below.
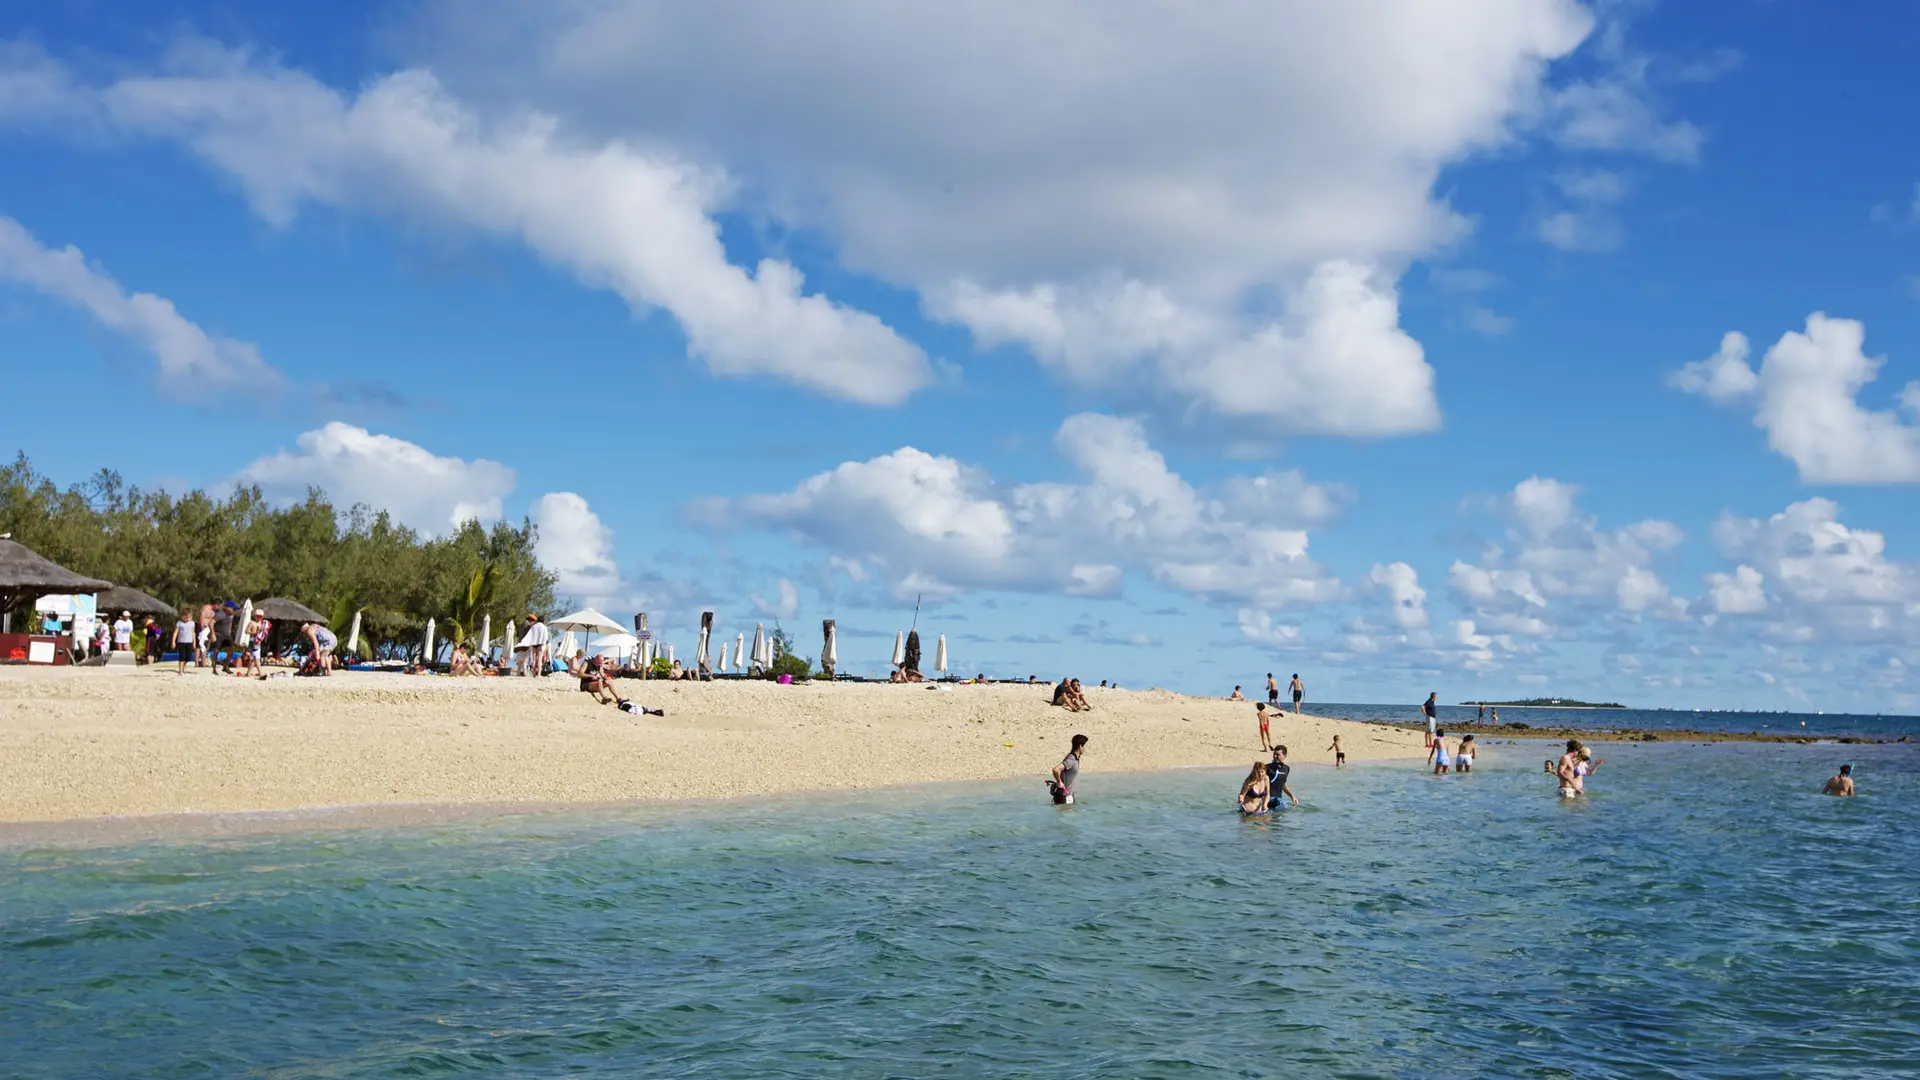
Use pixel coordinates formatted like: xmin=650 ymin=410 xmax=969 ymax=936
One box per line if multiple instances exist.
xmin=1327 ymin=734 xmax=1345 ymax=768
xmin=1266 ymin=745 xmax=1299 ymax=809
xmin=1237 ymin=762 xmax=1271 ymax=813
xmin=1554 ymin=739 xmax=1583 ymax=797
xmin=1289 ymin=673 xmax=1304 ymax=715
xmin=1049 ymin=734 xmax=1088 ymax=805
xmin=1455 ymin=734 xmax=1477 ymax=773
xmin=1822 ymin=764 xmax=1855 ymax=796
xmin=1421 ymin=692 xmax=1439 ymax=747
xmin=1429 ymin=730 xmax=1452 ymax=775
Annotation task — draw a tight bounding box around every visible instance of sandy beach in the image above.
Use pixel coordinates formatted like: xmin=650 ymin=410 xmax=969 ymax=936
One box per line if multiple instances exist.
xmin=0 ymin=666 xmax=1425 ymax=824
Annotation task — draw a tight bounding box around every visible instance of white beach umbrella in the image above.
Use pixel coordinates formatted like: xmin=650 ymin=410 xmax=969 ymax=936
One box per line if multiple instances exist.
xmin=550 ymin=607 xmax=625 ymax=656
xmin=891 ymin=630 xmax=905 ymax=668
xmin=584 ymin=631 xmax=637 ymax=661
xmin=750 ymin=624 xmax=766 ymax=672
xmin=696 ymin=620 xmax=711 ymax=668
xmin=424 ymin=617 xmax=436 ymax=666
xmin=560 ymin=629 xmax=578 ymax=659
xmin=479 ymin=614 xmax=491 ymax=657
xmin=667 ymin=643 xmax=676 ymax=665
xmin=822 ymin=622 xmax=838 ymax=669
xmin=935 ymin=633 xmax=948 ymax=673
xmin=715 ymin=638 xmax=728 ymax=673
xmin=759 ymin=631 xmax=775 ymax=668
xmin=238 ymin=598 xmax=254 ymax=641
xmin=346 ymin=609 xmax=363 ymax=656
xmin=504 ymin=619 xmax=516 ymax=663
xmin=735 ymin=633 xmax=746 ymax=671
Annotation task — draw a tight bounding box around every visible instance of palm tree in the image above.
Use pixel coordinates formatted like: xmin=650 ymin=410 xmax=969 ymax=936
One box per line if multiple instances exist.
xmin=444 ymin=564 xmax=498 ymax=648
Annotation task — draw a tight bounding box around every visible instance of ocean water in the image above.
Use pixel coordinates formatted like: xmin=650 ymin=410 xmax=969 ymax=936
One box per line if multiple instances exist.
xmin=1318 ymin=702 xmax=1920 ymax=740
xmin=4 ymin=742 xmax=1918 ymax=1078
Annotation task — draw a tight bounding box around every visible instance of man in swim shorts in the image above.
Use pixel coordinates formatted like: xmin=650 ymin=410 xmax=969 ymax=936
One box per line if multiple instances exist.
xmin=1265 ymin=746 xmax=1299 ymax=809
xmin=1267 ymin=673 xmax=1279 ymax=705
xmin=1290 ymin=674 xmax=1303 ymax=715
xmin=1822 ymin=764 xmax=1855 ymax=797
xmin=1049 ymin=734 xmax=1087 ymax=805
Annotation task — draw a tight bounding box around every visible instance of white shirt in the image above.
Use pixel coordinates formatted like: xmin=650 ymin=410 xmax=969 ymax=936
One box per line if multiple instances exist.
xmin=523 ymin=622 xmax=550 ymax=647
xmin=113 ymin=618 xmax=133 ymax=644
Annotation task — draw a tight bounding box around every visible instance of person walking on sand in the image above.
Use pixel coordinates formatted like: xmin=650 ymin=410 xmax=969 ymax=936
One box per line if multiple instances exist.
xmin=1327 ymin=734 xmax=1345 ymax=768
xmin=1822 ymin=764 xmax=1855 ymax=797
xmin=1421 ymin=692 xmax=1439 ymax=747
xmin=1255 ymin=702 xmax=1274 ymax=752
xmin=1267 ymin=673 xmax=1279 ymax=706
xmin=1266 ymin=745 xmax=1299 ymax=809
xmin=1290 ymin=674 xmax=1303 ymax=715
xmin=172 ymin=608 xmax=196 ymax=674
xmin=1429 ymin=730 xmax=1452 ymax=775
xmin=1049 ymin=734 xmax=1088 ymax=805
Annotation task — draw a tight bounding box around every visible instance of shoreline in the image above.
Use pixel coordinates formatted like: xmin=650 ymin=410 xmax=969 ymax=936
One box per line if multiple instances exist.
xmin=0 ymin=667 xmax=1425 ymax=828
xmin=1384 ymin=720 xmax=1909 ymax=744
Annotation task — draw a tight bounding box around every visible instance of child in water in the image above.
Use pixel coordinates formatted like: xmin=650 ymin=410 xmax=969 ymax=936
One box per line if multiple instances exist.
xmin=1429 ymin=730 xmax=1452 ymax=775
xmin=1455 ymin=734 xmax=1476 ymax=773
xmin=1327 ymin=734 xmax=1345 ymax=768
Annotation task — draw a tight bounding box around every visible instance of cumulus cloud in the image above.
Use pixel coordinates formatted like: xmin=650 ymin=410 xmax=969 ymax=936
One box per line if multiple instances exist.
xmin=751 ymin=577 xmax=800 ymax=620
xmin=27 ymin=45 xmax=929 ymax=405
xmin=1706 ymin=498 xmax=1918 ymax=643
xmin=375 ymin=0 xmax=1615 ymax=431
xmin=694 ymin=412 xmax=1350 ymax=606
xmin=0 ymin=215 xmax=280 ymax=394
xmin=1450 ymin=476 xmax=1683 ymax=630
xmin=531 ymin=492 xmax=622 ymax=602
xmin=1672 ymin=315 xmax=1920 ymax=484
xmin=1369 ymin=562 xmax=1430 ymax=631
xmin=236 ymin=423 xmax=515 ymax=535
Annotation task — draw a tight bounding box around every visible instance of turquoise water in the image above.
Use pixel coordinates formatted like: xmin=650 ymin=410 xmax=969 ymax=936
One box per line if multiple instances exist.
xmin=4 ymin=742 xmax=1918 ymax=1078
xmin=1318 ymin=702 xmax=1920 ymax=739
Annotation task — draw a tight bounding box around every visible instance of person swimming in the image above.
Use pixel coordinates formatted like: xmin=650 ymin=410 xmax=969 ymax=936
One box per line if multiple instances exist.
xmin=1237 ymin=761 xmax=1271 ymax=814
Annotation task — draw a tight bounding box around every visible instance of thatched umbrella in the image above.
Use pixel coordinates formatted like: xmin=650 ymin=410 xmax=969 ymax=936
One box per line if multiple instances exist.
xmin=904 ymin=629 xmax=922 ymax=675
xmin=255 ymin=597 xmax=327 ymax=625
xmin=0 ymin=538 xmax=112 ymax=618
xmin=95 ymin=584 xmax=175 ymax=619
xmin=821 ymin=619 xmax=837 ymax=678
xmin=697 ymin=611 xmax=713 ymax=674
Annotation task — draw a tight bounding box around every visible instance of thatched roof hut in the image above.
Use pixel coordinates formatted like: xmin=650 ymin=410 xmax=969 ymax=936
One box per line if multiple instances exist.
xmin=95 ymin=585 xmax=177 ymax=620
xmin=0 ymin=538 xmax=112 ymax=615
xmin=255 ymin=597 xmax=328 ymax=625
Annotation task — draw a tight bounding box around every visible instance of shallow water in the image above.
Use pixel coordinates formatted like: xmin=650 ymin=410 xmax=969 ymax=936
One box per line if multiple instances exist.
xmin=1316 ymin=702 xmax=1920 ymax=739
xmin=4 ymin=742 xmax=1917 ymax=1077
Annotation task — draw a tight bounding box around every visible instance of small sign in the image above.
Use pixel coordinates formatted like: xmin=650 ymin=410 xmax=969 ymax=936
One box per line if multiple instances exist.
xmin=27 ymin=640 xmax=55 ymax=664
xmin=635 ymin=630 xmax=652 ymax=640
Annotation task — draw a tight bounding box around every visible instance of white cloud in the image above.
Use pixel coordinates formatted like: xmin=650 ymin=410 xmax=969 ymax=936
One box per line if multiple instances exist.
xmin=1672 ymin=315 xmax=1920 ymax=484
xmin=1703 ymin=564 xmax=1767 ymax=615
xmin=751 ymin=577 xmax=800 ymax=620
xmin=1536 ymin=169 xmax=1631 ymax=253
xmin=237 ymin=423 xmax=516 ymax=535
xmin=48 ymin=46 xmax=930 ymax=405
xmin=1369 ymin=562 xmax=1430 ymax=631
xmin=531 ymin=492 xmax=622 ymax=602
xmin=696 ymin=412 xmax=1349 ymax=607
xmin=377 ymin=0 xmax=1604 ymax=431
xmin=1713 ymin=499 xmax=1916 ymax=617
xmin=1451 ymin=476 xmax=1683 ymax=628
xmin=0 ymin=215 xmax=280 ymax=394
xmin=1537 ymin=14 xmax=1705 ymax=164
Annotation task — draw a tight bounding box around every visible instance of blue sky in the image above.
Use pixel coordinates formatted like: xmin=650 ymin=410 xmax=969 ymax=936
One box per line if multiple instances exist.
xmin=4 ymin=0 xmax=1919 ymax=709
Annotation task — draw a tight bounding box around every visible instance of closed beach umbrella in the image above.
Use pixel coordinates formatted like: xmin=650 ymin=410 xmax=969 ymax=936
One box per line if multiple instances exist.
xmin=750 ymin=624 xmax=765 ymax=672
xmin=735 ymin=633 xmax=745 ymax=670
xmin=346 ymin=610 xmax=363 ymax=656
xmin=238 ymin=599 xmax=253 ymax=640
xmin=904 ymin=630 xmax=921 ymax=674
xmin=424 ymin=618 xmax=436 ymax=666
xmin=821 ymin=619 xmax=837 ymax=678
xmin=935 ymin=633 xmax=947 ymax=673
xmin=697 ymin=611 xmax=713 ymax=669
xmin=560 ymin=629 xmax=578 ymax=659
xmin=891 ymin=630 xmax=905 ymax=668
xmin=715 ymin=638 xmax=728 ymax=673
xmin=480 ymin=613 xmax=491 ymax=657
xmin=667 ymin=643 xmax=676 ymax=665
xmin=505 ymin=619 xmax=516 ymax=663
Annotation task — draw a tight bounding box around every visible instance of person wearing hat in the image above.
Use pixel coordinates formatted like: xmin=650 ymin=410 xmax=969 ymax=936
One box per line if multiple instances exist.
xmin=111 ymin=611 xmax=133 ymax=653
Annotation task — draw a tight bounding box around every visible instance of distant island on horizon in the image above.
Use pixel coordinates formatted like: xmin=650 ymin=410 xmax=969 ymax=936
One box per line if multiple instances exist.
xmin=1462 ymin=698 xmax=1627 ymax=709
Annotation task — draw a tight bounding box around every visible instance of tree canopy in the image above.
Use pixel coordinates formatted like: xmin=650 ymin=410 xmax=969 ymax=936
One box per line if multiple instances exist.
xmin=0 ymin=453 xmax=556 ymax=659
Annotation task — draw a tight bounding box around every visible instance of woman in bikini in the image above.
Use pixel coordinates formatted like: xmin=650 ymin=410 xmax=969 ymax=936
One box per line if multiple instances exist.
xmin=1455 ymin=734 xmax=1476 ymax=773
xmin=1237 ymin=762 xmax=1271 ymax=814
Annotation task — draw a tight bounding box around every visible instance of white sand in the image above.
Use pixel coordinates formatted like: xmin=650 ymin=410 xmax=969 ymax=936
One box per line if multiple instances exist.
xmin=0 ymin=666 xmax=1425 ymax=823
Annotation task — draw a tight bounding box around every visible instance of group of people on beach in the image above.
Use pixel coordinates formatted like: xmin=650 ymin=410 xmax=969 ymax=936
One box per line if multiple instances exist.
xmin=1051 ymin=677 xmax=1092 ymax=712
xmin=156 ymin=603 xmax=283 ymax=676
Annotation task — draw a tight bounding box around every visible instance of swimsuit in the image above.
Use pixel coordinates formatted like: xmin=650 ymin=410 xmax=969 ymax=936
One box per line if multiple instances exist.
xmin=1458 ymin=753 xmax=1473 ymax=767
xmin=1435 ymin=748 xmax=1451 ymax=767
